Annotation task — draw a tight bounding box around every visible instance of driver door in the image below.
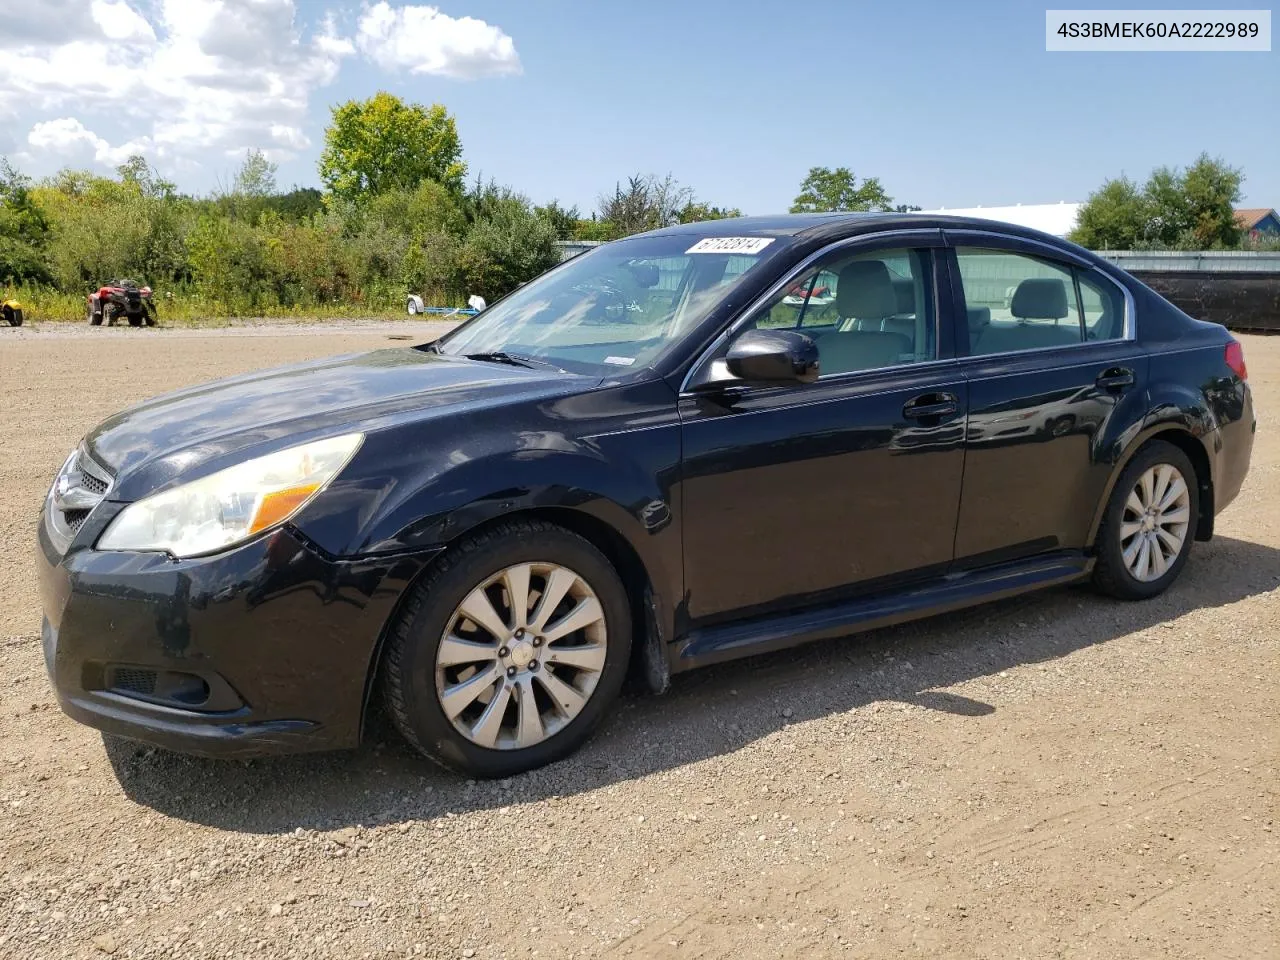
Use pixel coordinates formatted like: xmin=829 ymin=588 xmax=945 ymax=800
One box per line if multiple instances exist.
xmin=677 ymin=235 xmax=967 ymax=624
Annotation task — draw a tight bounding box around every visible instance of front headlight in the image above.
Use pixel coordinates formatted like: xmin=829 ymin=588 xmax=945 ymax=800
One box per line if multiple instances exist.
xmin=98 ymin=434 xmax=363 ymax=558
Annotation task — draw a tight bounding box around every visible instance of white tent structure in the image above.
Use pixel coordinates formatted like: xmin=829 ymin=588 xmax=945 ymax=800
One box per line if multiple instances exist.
xmin=918 ymin=202 xmax=1082 ymax=237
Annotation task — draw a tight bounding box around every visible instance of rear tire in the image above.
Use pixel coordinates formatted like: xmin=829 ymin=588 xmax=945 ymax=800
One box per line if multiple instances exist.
xmin=103 ymin=304 xmax=118 ymax=327
xmin=127 ymin=312 xmax=144 ymax=327
xmin=382 ymin=519 xmax=632 ymax=778
xmin=1092 ymin=440 xmax=1199 ymax=600
xmin=88 ymin=301 xmax=102 ymax=325
xmin=3 ymin=306 xmax=19 ymax=327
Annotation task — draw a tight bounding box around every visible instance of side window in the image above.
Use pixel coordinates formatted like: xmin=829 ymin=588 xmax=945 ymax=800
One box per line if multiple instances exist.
xmin=1078 ymin=270 xmax=1126 ymax=342
xmin=752 ymin=248 xmax=936 ymax=376
xmin=955 ymin=248 xmax=1083 ymax=355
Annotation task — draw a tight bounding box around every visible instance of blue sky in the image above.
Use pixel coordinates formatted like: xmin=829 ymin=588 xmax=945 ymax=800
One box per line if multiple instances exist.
xmin=2 ymin=1 xmax=1275 ymax=213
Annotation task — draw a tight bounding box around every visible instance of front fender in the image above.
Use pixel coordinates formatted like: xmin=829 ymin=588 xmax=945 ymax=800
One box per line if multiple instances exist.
xmin=291 ymin=379 xmax=685 ymax=627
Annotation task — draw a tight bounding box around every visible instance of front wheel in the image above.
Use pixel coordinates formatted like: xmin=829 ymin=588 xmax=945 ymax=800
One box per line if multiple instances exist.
xmin=1093 ymin=440 xmax=1199 ymax=600
xmin=382 ymin=520 xmax=632 ymax=777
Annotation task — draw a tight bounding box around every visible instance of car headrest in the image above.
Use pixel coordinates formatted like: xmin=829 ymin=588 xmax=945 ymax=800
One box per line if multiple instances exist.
xmin=966 ymin=306 xmax=991 ymax=332
xmin=1010 ymin=278 xmax=1068 ymax=320
xmin=836 ymin=260 xmax=898 ymax=320
xmin=892 ymin=278 xmax=915 ymax=315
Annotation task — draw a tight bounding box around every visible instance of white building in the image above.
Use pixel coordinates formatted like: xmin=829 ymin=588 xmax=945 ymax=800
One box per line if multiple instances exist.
xmin=918 ymin=202 xmax=1082 ymax=238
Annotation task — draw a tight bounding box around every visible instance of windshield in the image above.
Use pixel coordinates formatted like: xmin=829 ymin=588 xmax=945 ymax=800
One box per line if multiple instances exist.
xmin=434 ymin=234 xmax=790 ymax=375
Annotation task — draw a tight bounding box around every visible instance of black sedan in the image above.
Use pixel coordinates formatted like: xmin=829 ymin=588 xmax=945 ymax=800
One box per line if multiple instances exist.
xmin=36 ymin=214 xmax=1255 ymax=777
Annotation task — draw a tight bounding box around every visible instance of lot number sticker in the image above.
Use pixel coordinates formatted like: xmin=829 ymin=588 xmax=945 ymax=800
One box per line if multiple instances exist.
xmin=686 ymin=237 xmax=775 ymax=255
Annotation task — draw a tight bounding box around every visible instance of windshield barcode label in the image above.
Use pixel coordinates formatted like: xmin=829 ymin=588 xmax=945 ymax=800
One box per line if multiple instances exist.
xmin=686 ymin=237 xmax=775 ymax=255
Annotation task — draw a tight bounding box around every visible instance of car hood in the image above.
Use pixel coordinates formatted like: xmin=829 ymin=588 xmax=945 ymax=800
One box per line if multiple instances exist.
xmin=85 ymin=347 xmax=595 ymax=500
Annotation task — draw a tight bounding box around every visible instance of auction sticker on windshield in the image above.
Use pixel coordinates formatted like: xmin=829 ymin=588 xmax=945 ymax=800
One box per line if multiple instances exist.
xmin=686 ymin=237 xmax=776 ymax=254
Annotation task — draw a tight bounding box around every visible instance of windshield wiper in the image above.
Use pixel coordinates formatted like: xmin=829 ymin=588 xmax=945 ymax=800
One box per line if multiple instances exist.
xmin=462 ymin=351 xmax=562 ymax=371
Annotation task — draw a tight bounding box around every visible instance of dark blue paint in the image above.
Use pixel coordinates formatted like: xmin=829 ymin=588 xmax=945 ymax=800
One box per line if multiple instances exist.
xmin=35 ymin=213 xmax=1256 ymax=758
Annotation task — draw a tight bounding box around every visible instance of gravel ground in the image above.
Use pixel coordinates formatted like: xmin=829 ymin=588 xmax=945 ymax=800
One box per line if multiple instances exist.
xmin=1 ymin=324 xmax=1276 ymax=960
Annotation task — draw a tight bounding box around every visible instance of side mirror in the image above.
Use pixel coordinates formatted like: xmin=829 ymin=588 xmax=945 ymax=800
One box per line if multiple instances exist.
xmin=725 ymin=329 xmax=820 ymax=384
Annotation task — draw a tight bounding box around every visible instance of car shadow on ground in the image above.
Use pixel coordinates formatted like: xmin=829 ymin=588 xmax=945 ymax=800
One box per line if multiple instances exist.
xmin=105 ymin=534 xmax=1280 ymax=834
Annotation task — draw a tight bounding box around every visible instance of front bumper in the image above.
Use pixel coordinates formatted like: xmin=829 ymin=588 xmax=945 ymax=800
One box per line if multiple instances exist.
xmin=37 ymin=506 xmax=435 ymax=758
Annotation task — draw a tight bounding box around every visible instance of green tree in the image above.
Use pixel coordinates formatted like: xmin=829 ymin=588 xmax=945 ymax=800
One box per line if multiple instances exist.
xmin=262 ymin=187 xmax=324 ymax=222
xmin=0 ymin=158 xmax=52 ymax=283
xmin=318 ymin=92 xmax=465 ymax=205
xmin=676 ymin=201 xmax=742 ymax=223
xmin=535 ymin=200 xmax=580 ymax=240
xmin=1070 ymin=176 xmax=1149 ymax=249
xmin=116 ymin=155 xmax=175 ymax=200
xmin=233 ymin=149 xmax=277 ymax=198
xmin=790 ymin=166 xmax=892 ymax=213
xmin=1181 ymin=154 xmax=1244 ymax=248
xmin=456 ymin=192 xmax=559 ymax=302
xmin=1071 ymin=155 xmax=1244 ymax=250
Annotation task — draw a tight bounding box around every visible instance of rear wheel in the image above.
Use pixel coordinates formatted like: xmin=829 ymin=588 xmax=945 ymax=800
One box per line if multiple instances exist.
xmin=87 ymin=300 xmax=101 ymax=325
xmin=1093 ymin=440 xmax=1199 ymax=600
xmin=2 ymin=306 xmax=20 ymax=327
xmin=103 ymin=303 xmax=118 ymax=327
xmin=127 ymin=311 xmax=144 ymax=327
xmin=382 ymin=519 xmax=631 ymax=777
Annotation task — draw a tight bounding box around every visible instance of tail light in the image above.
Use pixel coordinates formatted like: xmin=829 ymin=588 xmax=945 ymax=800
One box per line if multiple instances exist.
xmin=1225 ymin=340 xmax=1248 ymax=380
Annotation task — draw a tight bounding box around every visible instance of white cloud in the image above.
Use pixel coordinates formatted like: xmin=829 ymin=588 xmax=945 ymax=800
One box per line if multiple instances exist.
xmin=2 ymin=0 xmax=354 ymax=168
xmin=356 ymin=2 xmax=520 ymax=79
xmin=28 ymin=117 xmax=153 ymax=166
xmin=90 ymin=0 xmax=156 ymax=43
xmin=0 ymin=1 xmax=522 ymax=177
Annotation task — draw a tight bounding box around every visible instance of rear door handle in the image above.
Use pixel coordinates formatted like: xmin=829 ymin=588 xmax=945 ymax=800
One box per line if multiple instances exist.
xmin=903 ymin=392 xmax=958 ymax=420
xmin=1096 ymin=367 xmax=1135 ymax=392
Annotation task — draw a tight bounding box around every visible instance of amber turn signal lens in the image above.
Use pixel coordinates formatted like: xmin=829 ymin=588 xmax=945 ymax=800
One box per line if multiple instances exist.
xmin=247 ymin=483 xmax=322 ymax=536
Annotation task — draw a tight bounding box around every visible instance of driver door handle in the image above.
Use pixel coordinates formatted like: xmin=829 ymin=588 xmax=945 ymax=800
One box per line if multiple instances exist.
xmin=903 ymin=392 xmax=959 ymax=420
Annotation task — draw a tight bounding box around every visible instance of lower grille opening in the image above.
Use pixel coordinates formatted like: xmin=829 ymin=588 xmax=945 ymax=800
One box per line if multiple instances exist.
xmin=63 ymin=509 xmax=90 ymax=533
xmin=105 ymin=666 xmax=211 ymax=707
xmin=110 ymin=667 xmax=156 ymax=696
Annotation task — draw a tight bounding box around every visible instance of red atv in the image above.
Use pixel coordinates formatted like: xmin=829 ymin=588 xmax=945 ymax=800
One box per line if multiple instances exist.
xmin=87 ymin=279 xmax=157 ymax=327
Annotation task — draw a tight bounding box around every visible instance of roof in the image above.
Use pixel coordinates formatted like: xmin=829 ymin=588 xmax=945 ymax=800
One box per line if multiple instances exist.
xmin=917 ymin=203 xmax=1082 ymax=238
xmin=1234 ymin=208 xmax=1278 ymax=230
xmin=647 ymin=212 xmax=874 ymax=237
xmin=643 ymin=211 xmax=1086 ymax=250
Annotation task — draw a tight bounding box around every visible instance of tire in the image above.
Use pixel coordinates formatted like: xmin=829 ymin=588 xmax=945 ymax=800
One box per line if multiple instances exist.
xmin=2 ymin=306 xmax=19 ymax=327
xmin=88 ymin=301 xmax=102 ymax=326
xmin=127 ymin=311 xmax=144 ymax=327
xmin=103 ymin=304 xmax=118 ymax=327
xmin=382 ymin=519 xmax=632 ymax=777
xmin=407 ymin=299 xmax=419 ymax=316
xmin=144 ymin=304 xmax=157 ymax=327
xmin=1093 ymin=440 xmax=1199 ymax=600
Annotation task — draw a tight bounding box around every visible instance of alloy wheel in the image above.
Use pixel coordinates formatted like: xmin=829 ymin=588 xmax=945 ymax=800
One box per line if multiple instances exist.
xmin=434 ymin=562 xmax=608 ymax=750
xmin=1120 ymin=463 xmax=1191 ymax=582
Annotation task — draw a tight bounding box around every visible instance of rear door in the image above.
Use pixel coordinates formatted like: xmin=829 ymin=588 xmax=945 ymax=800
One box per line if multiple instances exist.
xmin=943 ymin=231 xmax=1150 ymax=566
xmin=678 ymin=233 xmax=968 ymax=624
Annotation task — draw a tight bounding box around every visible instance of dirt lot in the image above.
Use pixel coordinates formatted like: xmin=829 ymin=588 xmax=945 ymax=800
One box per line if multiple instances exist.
xmin=1 ymin=324 xmax=1276 ymax=960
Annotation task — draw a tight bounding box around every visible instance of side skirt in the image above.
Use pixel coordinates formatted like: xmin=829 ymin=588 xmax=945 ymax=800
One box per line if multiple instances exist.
xmin=674 ymin=551 xmax=1093 ymax=671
